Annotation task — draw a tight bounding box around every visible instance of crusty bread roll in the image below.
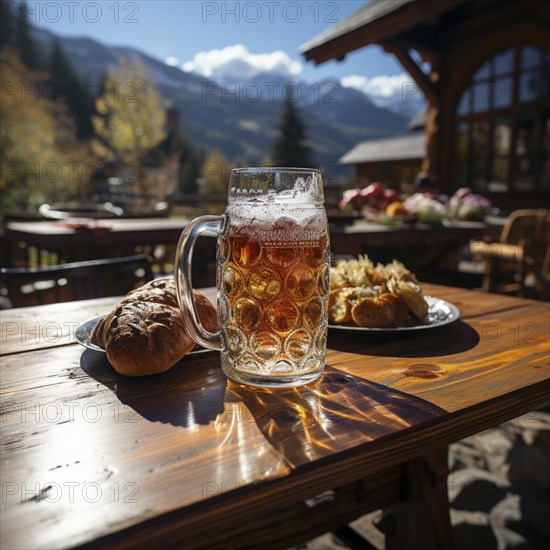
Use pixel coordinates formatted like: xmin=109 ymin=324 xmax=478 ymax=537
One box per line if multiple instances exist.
xmin=91 ymin=278 xmax=217 ymax=376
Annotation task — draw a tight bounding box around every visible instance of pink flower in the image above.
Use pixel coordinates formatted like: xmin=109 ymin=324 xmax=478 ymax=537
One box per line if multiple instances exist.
xmin=339 ymin=189 xmax=362 ymax=211
xmin=359 ymin=182 xmax=384 ymax=201
xmin=450 ymin=187 xmax=492 ymax=220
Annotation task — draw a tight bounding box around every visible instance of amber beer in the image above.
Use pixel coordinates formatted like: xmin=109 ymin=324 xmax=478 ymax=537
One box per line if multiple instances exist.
xmin=218 ymin=212 xmax=329 ymax=383
xmin=176 ymin=167 xmax=330 ymax=388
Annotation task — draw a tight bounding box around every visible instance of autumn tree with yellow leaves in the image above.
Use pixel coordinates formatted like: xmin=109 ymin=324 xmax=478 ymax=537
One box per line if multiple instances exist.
xmin=0 ymin=46 xmax=90 ymax=220
xmin=92 ymin=57 xmax=167 ymax=194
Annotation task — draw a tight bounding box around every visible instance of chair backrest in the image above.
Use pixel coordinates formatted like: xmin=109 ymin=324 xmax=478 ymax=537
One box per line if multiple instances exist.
xmin=0 ymin=255 xmax=154 ymax=308
xmin=500 ymin=209 xmax=550 ymax=246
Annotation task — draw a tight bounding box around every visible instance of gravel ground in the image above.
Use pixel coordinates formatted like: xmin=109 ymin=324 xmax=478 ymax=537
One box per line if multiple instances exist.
xmin=289 ymin=410 xmax=550 ymax=550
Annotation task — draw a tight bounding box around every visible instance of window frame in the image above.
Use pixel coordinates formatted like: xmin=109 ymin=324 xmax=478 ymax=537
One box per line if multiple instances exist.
xmin=453 ymin=45 xmax=549 ymax=193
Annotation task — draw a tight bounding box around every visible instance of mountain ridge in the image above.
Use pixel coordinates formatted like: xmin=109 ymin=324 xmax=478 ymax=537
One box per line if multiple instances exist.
xmin=31 ymin=24 xmax=413 ymax=171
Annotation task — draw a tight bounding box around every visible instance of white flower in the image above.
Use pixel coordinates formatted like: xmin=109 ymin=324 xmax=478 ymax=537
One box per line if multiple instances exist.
xmin=404 ymin=193 xmax=447 ymax=223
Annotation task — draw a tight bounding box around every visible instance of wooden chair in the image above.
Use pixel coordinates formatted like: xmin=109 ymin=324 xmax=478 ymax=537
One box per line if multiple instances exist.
xmin=0 ymin=255 xmax=154 ymax=308
xmin=470 ymin=209 xmax=550 ymax=297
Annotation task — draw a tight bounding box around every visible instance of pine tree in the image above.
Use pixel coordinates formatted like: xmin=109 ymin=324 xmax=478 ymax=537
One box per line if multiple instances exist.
xmin=179 ymin=139 xmax=205 ymax=194
xmin=92 ymin=57 xmax=167 ymax=194
xmin=0 ymin=0 xmax=15 ymax=50
xmin=271 ymin=98 xmax=311 ymax=168
xmin=48 ymin=40 xmax=94 ymax=138
xmin=16 ymin=2 xmax=41 ymax=70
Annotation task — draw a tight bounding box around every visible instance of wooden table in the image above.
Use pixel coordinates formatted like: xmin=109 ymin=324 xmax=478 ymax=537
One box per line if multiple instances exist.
xmin=4 ymin=218 xmax=502 ymax=281
xmin=1 ymin=285 xmax=548 ymax=549
xmin=330 ymin=219 xmax=502 ymax=275
xmin=4 ymin=218 xmax=188 ymax=265
xmin=3 ymin=218 xmax=217 ymax=285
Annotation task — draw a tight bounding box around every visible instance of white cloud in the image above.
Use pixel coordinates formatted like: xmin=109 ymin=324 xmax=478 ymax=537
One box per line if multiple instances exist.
xmin=165 ymin=56 xmax=179 ymax=67
xmin=181 ymin=44 xmax=303 ymax=81
xmin=341 ymin=72 xmax=417 ymax=103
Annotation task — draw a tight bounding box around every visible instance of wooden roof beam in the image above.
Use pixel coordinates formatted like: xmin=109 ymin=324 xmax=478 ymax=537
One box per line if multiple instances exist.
xmin=383 ymin=43 xmax=438 ymax=107
xmin=301 ymin=0 xmax=470 ymax=65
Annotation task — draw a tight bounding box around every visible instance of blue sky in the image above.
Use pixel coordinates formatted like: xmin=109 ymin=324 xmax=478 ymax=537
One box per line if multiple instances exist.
xmin=29 ymin=1 xmax=409 ymax=102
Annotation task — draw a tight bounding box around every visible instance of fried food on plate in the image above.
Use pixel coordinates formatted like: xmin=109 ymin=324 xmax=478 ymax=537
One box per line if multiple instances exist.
xmin=328 ymin=286 xmax=378 ymax=324
xmin=329 ymin=255 xmax=429 ymax=327
xmin=351 ymin=295 xmax=394 ymax=328
xmin=387 ymin=279 xmax=429 ymax=321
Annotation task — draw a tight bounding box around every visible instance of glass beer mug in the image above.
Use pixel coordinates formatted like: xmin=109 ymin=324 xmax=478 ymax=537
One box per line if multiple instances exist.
xmin=175 ymin=167 xmax=330 ymax=387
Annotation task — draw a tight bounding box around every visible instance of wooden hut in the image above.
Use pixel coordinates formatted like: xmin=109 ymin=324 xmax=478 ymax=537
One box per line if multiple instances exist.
xmin=339 ymin=134 xmax=424 ymax=190
xmin=301 ymin=0 xmax=550 ymax=212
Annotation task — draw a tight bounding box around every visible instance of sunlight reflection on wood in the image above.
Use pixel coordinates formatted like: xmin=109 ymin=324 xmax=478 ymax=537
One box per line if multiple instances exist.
xmin=227 ymin=366 xmax=445 ymax=468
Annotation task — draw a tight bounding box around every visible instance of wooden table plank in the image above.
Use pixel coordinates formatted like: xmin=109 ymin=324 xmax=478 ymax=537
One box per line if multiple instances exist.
xmin=425 ymin=283 xmax=542 ymax=318
xmin=0 ymin=297 xmax=118 ymax=355
xmin=1 ymin=285 xmax=549 ymax=549
xmin=0 ymin=346 xmax=290 ymax=550
xmin=5 ymin=218 xmax=187 ymax=240
xmin=326 ymin=301 xmax=549 ymax=409
xmin=0 ymin=288 xmax=217 ymax=356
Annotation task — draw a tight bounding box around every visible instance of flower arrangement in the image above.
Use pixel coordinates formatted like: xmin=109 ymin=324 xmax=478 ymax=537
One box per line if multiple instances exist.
xmin=403 ymin=192 xmax=447 ymax=223
xmin=339 ymin=184 xmax=492 ymax=224
xmin=449 ymin=187 xmax=493 ymax=221
xmin=339 ymin=183 xmax=399 ymax=219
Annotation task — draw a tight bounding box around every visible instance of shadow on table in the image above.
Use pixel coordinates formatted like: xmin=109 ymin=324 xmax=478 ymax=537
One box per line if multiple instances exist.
xmin=227 ymin=366 xmax=446 ymax=468
xmin=328 ymin=321 xmax=480 ymax=358
xmin=80 ymin=349 xmax=226 ymax=428
xmin=80 ymin=354 xmax=446 ymax=461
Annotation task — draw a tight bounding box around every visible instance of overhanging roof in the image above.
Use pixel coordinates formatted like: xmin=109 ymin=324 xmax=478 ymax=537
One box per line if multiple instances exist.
xmin=300 ymin=0 xmax=470 ymax=65
xmin=339 ymin=134 xmax=424 ymax=165
xmin=300 ymin=0 xmax=412 ymax=62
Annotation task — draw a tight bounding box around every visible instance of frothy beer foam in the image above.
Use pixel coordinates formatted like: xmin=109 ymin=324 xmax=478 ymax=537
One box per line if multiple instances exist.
xmin=229 ymin=173 xmax=323 ymax=203
xmin=227 ymin=204 xmax=326 ymax=234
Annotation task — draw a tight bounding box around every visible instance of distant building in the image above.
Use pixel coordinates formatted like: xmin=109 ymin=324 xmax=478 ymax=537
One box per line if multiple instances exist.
xmin=301 ymin=0 xmax=550 ymax=212
xmin=339 ymin=134 xmax=424 ymax=190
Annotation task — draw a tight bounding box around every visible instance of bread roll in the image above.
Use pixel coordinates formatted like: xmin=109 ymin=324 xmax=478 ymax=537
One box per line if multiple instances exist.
xmin=91 ymin=278 xmax=217 ymax=376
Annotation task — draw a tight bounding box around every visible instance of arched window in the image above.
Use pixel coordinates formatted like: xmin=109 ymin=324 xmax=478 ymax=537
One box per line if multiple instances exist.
xmin=454 ymin=45 xmax=549 ymax=194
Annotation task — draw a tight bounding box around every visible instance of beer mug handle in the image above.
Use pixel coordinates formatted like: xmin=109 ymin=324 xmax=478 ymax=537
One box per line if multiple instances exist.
xmin=175 ymin=215 xmax=223 ymax=351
